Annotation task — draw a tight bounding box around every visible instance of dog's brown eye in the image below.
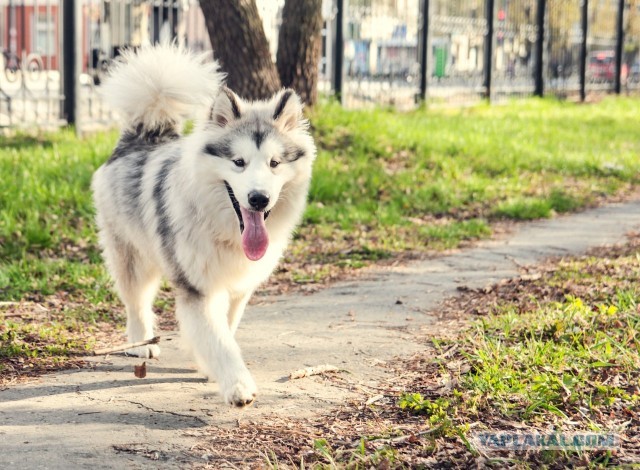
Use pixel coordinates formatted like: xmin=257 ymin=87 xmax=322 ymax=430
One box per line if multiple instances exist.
xmin=270 ymin=160 xmax=280 ymax=168
xmin=233 ymin=159 xmax=245 ymax=168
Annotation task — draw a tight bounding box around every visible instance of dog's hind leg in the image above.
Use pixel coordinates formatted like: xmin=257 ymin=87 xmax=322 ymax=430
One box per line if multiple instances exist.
xmin=176 ymin=289 xmax=257 ymax=406
xmin=103 ymin=234 xmax=162 ymax=358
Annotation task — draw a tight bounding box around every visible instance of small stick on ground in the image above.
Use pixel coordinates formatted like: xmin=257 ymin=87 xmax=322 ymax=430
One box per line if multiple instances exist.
xmin=0 ymin=312 xmax=30 ymax=318
xmin=93 ymin=337 xmax=161 ymax=356
xmin=289 ymin=364 xmax=340 ymax=380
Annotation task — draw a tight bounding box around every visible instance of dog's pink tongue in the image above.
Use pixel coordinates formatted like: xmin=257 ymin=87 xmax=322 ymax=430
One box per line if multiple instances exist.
xmin=240 ymin=207 xmax=269 ymax=261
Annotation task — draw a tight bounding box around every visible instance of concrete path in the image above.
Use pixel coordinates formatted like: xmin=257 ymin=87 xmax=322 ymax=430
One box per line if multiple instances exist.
xmin=2 ymin=199 xmax=640 ymax=469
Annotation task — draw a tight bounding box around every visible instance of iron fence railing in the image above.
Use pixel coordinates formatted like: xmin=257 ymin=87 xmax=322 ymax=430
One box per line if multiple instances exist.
xmin=332 ymin=0 xmax=639 ymax=107
xmin=0 ymin=0 xmax=639 ymax=131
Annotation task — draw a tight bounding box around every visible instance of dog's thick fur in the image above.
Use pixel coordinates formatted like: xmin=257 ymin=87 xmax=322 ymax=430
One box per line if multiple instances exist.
xmin=92 ymin=45 xmax=316 ymax=406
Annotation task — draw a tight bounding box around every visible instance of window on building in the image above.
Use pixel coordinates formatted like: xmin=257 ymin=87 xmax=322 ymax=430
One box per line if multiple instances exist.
xmin=33 ymin=11 xmax=55 ymax=55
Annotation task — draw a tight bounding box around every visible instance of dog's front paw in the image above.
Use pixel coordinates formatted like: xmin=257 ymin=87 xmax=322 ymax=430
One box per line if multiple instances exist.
xmin=126 ymin=344 xmax=161 ymax=359
xmin=221 ymin=371 xmax=257 ymax=407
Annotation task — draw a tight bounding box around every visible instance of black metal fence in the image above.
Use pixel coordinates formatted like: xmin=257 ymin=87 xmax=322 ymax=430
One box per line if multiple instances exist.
xmin=1 ymin=0 xmax=639 ymax=131
xmin=332 ymin=0 xmax=640 ymax=108
xmin=0 ymin=0 xmax=213 ymax=131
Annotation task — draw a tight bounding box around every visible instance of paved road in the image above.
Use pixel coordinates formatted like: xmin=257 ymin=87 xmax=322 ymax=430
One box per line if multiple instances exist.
xmin=2 ymin=198 xmax=640 ymax=469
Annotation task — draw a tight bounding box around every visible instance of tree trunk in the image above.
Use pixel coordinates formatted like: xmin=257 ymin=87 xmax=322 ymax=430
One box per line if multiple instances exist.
xmin=276 ymin=0 xmax=323 ymax=106
xmin=199 ymin=0 xmax=281 ymax=100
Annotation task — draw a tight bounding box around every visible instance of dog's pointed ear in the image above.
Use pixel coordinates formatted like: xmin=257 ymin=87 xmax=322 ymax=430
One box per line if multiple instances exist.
xmin=209 ymin=87 xmax=242 ymax=127
xmin=272 ymin=89 xmax=303 ymax=132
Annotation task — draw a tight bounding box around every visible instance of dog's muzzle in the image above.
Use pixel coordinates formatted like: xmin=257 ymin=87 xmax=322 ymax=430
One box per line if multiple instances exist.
xmin=224 ymin=181 xmax=270 ymax=234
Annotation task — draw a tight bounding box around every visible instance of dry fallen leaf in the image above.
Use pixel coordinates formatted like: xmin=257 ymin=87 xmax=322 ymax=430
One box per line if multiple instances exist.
xmin=134 ymin=362 xmax=147 ymax=379
xmin=289 ymin=364 xmax=340 ymax=379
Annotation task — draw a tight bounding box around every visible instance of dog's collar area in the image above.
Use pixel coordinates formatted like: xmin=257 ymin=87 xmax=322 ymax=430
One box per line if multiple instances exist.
xmin=224 ymin=181 xmax=270 ymax=234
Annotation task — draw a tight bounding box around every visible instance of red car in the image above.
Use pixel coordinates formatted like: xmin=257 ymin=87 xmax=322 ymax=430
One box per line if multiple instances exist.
xmin=588 ymin=51 xmax=628 ymax=83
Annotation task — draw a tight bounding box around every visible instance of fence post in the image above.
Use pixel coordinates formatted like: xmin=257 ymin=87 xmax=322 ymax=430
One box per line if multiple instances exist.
xmin=333 ymin=0 xmax=344 ymax=103
xmin=61 ymin=0 xmax=76 ymax=125
xmin=579 ymin=0 xmax=588 ymax=102
xmin=534 ymin=0 xmax=546 ymax=97
xmin=614 ymin=0 xmax=625 ymax=94
xmin=418 ymin=0 xmax=429 ymax=103
xmin=483 ymin=0 xmax=494 ymax=100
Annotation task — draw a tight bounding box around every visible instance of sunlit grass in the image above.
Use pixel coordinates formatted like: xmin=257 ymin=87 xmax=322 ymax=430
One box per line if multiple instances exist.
xmin=2 ymin=97 xmax=640 ymax=304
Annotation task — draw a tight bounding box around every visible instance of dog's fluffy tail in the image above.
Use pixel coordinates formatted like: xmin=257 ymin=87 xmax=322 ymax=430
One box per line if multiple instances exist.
xmin=102 ymin=44 xmax=223 ymax=133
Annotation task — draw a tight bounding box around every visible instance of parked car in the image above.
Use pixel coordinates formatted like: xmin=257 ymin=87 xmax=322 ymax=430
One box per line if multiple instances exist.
xmin=587 ymin=50 xmax=628 ymax=83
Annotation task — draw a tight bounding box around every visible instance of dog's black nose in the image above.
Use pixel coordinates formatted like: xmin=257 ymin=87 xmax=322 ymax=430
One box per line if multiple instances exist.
xmin=248 ymin=191 xmax=270 ymax=211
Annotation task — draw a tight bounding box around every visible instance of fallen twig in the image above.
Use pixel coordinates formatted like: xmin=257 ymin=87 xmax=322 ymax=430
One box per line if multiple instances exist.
xmin=0 ymin=301 xmax=48 ymax=316
xmin=439 ymin=343 xmax=459 ymax=359
xmin=93 ymin=336 xmax=160 ymax=356
xmin=387 ymin=428 xmax=440 ymax=443
xmin=365 ymin=394 xmax=385 ymax=405
xmin=289 ymin=364 xmax=340 ymax=379
xmin=0 ymin=312 xmax=30 ymax=318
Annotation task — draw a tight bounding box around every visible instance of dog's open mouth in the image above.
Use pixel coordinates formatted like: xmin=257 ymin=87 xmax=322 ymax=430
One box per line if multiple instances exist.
xmin=225 ymin=181 xmax=271 ymax=261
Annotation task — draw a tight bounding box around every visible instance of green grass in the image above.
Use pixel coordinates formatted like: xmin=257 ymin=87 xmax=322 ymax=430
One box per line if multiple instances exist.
xmin=308 ymin=97 xmax=640 ymax=231
xmin=2 ymin=97 xmax=640 ymax=305
xmin=0 ymin=320 xmax=93 ymax=359
xmin=464 ymin=295 xmax=639 ymax=419
xmin=0 ymin=131 xmax=116 ymax=304
xmin=401 ymin=293 xmax=640 ymax=467
xmin=0 ymin=314 xmax=96 ymax=382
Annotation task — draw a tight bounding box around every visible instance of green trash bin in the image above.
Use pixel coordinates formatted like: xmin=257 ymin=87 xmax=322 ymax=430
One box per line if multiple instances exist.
xmin=434 ymin=46 xmax=447 ymax=78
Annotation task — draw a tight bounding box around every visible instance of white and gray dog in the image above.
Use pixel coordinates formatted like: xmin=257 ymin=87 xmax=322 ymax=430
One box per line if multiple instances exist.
xmin=92 ymin=44 xmax=316 ymax=406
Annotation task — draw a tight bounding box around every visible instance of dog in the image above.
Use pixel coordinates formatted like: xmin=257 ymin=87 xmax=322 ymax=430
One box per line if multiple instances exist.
xmin=92 ymin=44 xmax=316 ymax=406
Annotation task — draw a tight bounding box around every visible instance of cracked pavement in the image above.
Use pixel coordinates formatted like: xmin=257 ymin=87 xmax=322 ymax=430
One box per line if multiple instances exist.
xmin=2 ymin=198 xmax=640 ymax=468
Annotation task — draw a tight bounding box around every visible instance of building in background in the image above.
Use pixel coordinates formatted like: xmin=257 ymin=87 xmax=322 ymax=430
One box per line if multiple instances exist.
xmin=1 ymin=0 xmax=59 ymax=68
